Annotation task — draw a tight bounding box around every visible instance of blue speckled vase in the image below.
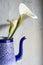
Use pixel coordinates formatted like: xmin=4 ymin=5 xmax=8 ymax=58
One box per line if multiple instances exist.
xmin=0 ymin=38 xmax=16 ymax=65
xmin=0 ymin=36 xmax=26 ymax=65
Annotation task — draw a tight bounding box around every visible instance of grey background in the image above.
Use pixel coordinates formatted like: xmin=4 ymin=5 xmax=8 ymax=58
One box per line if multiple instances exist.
xmin=0 ymin=0 xmax=42 ymax=65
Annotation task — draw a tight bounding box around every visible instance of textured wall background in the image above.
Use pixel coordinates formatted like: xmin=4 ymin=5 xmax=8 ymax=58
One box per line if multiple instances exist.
xmin=0 ymin=0 xmax=42 ymax=65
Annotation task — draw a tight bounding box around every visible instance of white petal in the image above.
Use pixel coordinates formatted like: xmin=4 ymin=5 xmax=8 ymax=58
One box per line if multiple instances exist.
xmin=19 ymin=3 xmax=38 ymax=19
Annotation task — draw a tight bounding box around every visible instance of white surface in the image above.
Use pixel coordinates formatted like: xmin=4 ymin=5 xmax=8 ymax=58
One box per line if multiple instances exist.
xmin=0 ymin=0 xmax=42 ymax=65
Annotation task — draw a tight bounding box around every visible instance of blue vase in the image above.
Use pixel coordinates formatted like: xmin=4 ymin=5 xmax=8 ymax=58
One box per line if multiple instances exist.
xmin=0 ymin=36 xmax=26 ymax=65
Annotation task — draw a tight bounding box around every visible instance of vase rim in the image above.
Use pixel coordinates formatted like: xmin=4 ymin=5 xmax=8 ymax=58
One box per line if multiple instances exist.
xmin=0 ymin=37 xmax=13 ymax=43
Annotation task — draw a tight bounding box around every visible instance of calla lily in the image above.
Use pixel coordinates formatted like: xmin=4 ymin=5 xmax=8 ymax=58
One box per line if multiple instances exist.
xmin=7 ymin=19 xmax=18 ymax=39
xmin=19 ymin=3 xmax=38 ymax=19
xmin=7 ymin=3 xmax=38 ymax=39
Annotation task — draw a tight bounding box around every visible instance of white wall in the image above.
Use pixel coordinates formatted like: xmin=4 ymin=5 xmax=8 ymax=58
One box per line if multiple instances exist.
xmin=0 ymin=0 xmax=42 ymax=65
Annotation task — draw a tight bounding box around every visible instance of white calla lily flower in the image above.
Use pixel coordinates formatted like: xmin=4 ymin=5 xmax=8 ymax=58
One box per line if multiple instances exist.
xmin=19 ymin=3 xmax=38 ymax=19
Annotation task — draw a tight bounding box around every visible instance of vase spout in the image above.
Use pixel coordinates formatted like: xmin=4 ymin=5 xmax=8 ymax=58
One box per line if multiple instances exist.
xmin=15 ymin=36 xmax=26 ymax=61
